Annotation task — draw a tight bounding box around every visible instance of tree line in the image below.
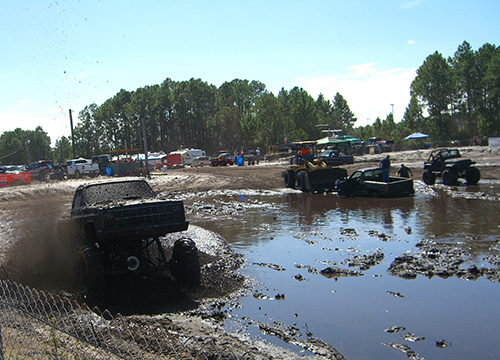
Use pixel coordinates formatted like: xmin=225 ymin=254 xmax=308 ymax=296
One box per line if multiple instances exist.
xmin=1 ymin=41 xmax=499 ymax=166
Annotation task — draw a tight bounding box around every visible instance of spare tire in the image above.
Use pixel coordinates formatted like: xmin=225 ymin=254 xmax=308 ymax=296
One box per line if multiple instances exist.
xmin=171 ymin=237 xmax=200 ymax=288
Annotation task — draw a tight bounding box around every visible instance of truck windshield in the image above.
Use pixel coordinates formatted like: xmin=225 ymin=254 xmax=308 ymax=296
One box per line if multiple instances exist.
xmin=83 ymin=181 xmax=157 ymax=204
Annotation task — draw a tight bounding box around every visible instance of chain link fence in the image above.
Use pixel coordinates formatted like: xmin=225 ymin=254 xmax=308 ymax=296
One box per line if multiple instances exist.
xmin=0 ymin=280 xmax=256 ymax=359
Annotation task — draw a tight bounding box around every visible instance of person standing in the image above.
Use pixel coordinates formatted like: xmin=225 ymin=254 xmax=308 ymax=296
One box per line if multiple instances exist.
xmin=379 ymin=155 xmax=391 ymax=182
xmin=397 ymin=164 xmax=413 ymax=178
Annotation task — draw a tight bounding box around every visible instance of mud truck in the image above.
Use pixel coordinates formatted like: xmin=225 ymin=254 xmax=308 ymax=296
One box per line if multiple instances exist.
xmin=422 ymin=148 xmax=480 ymax=185
xmin=64 ymin=179 xmax=199 ymax=302
xmin=283 ymin=141 xmax=348 ymax=192
xmin=335 ymin=167 xmax=414 ymax=198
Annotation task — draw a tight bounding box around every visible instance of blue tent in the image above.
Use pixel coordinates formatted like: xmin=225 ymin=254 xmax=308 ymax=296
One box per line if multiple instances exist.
xmin=404 ymin=132 xmax=429 ymax=140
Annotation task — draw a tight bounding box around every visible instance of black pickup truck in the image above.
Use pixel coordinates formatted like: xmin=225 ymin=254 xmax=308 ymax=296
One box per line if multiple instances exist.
xmin=65 ymin=179 xmax=199 ymax=301
xmin=335 ymin=167 xmax=414 ymax=198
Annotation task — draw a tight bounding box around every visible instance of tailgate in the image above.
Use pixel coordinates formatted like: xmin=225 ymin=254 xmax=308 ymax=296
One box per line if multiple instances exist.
xmin=99 ymin=201 xmax=189 ymax=239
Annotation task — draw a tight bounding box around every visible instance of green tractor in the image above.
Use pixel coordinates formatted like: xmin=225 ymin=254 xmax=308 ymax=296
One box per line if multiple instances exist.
xmin=283 ymin=141 xmax=348 ymax=193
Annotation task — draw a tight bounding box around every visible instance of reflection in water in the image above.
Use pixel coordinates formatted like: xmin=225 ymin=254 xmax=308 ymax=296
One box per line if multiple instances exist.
xmin=284 ymin=192 xmax=416 ymax=231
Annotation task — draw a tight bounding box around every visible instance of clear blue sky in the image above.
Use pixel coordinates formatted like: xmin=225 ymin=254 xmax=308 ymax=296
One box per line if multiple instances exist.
xmin=1 ymin=0 xmax=499 ymax=144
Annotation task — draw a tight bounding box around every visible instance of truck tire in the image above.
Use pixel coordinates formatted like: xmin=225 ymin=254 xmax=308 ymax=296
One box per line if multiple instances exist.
xmin=370 ymin=191 xmax=379 ymax=198
xmin=171 ymin=238 xmax=200 ymax=289
xmin=75 ymin=170 xmax=81 ymax=179
xmin=442 ymin=169 xmax=458 ymax=185
xmin=422 ymin=170 xmax=436 ymax=185
xmin=296 ymin=171 xmax=311 ymax=192
xmin=82 ymin=246 xmax=105 ymax=305
xmin=465 ymin=166 xmax=480 ymax=185
xmin=284 ymin=170 xmax=296 ymax=188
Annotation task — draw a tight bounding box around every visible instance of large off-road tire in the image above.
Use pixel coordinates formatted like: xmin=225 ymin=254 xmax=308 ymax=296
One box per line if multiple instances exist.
xmin=422 ymin=170 xmax=436 ymax=185
xmin=82 ymin=246 xmax=105 ymax=305
xmin=296 ymin=171 xmax=311 ymax=192
xmin=284 ymin=170 xmax=296 ymax=188
xmin=171 ymin=238 xmax=200 ymax=289
xmin=442 ymin=168 xmax=458 ymax=186
xmin=465 ymin=166 xmax=480 ymax=185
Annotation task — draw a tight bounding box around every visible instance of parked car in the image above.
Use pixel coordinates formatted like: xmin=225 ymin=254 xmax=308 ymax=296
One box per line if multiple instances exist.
xmin=210 ymin=151 xmax=234 ymax=166
xmin=0 ymin=165 xmax=25 ymax=174
xmin=191 ymin=156 xmax=211 ymax=167
xmin=91 ymin=154 xmax=111 ymax=175
xmin=66 ymin=158 xmax=99 ymax=178
xmin=335 ymin=167 xmax=414 ymax=198
xmin=26 ymin=160 xmax=54 ymax=181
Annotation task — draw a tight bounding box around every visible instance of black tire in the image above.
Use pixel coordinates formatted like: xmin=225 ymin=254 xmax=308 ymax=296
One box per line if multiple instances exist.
xmin=75 ymin=170 xmax=81 ymax=179
xmin=82 ymin=246 xmax=105 ymax=305
xmin=465 ymin=166 xmax=480 ymax=185
xmin=284 ymin=170 xmax=296 ymax=188
xmin=370 ymin=191 xmax=379 ymax=198
xmin=171 ymin=238 xmax=200 ymax=289
xmin=422 ymin=170 xmax=436 ymax=185
xmin=442 ymin=168 xmax=458 ymax=186
xmin=296 ymin=171 xmax=311 ymax=192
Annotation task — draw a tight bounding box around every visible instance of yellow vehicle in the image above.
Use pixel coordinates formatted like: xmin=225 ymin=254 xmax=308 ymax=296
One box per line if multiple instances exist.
xmin=283 ymin=141 xmax=347 ymax=192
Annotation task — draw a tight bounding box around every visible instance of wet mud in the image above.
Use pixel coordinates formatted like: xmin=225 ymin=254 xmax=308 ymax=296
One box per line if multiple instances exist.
xmin=388 ymin=238 xmax=500 ymax=282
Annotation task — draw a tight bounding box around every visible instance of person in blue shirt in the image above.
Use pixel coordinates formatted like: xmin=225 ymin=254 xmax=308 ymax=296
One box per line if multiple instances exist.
xmin=379 ymin=155 xmax=391 ymax=182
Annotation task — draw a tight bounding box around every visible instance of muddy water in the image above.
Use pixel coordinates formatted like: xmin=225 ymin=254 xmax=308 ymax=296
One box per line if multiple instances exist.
xmin=186 ymin=181 xmax=500 ymax=360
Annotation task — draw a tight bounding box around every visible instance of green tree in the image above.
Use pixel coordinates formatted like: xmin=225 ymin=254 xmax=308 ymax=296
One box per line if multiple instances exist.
xmin=481 ymin=45 xmax=500 ymax=136
xmin=449 ymin=41 xmax=481 ymax=137
xmin=331 ymin=92 xmax=357 ymax=131
xmin=411 ymin=51 xmax=455 ymax=142
xmin=51 ymin=136 xmax=72 ymax=164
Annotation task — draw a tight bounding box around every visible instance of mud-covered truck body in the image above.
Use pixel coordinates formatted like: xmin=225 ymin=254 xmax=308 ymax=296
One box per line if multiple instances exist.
xmin=335 ymin=167 xmax=414 ymax=198
xmin=422 ymin=148 xmax=480 ymax=185
xmin=67 ymin=179 xmax=198 ymax=301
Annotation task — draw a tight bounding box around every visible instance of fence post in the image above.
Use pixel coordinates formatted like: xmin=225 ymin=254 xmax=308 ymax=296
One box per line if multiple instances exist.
xmin=0 ymin=324 xmax=4 ymax=360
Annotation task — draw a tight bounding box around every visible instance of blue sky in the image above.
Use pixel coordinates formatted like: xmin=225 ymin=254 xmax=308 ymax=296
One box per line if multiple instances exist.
xmin=1 ymin=0 xmax=499 ymax=145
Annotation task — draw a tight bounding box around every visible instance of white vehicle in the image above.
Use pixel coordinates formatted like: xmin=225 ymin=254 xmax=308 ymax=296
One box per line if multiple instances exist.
xmin=66 ymin=158 xmax=99 ymax=179
xmin=180 ymin=149 xmax=206 ymax=166
xmin=191 ymin=156 xmax=211 ymax=167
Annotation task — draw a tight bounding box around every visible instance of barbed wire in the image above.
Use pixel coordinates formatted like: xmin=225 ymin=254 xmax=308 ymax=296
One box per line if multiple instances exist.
xmin=0 ymin=280 xmax=256 ymax=359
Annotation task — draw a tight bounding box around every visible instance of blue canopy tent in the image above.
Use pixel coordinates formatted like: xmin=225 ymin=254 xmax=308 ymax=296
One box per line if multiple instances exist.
xmin=404 ymin=132 xmax=429 ymax=140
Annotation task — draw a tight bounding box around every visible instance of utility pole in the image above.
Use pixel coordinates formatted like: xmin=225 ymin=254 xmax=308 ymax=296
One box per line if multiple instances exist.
xmin=141 ymin=115 xmax=151 ymax=180
xmin=390 ymin=104 xmax=394 ymax=119
xmin=69 ymin=109 xmax=76 ymax=158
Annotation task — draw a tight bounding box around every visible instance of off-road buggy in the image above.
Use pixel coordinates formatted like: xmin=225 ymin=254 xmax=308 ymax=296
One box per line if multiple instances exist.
xmin=61 ymin=179 xmax=199 ymax=303
xmin=422 ymin=148 xmax=480 ymax=186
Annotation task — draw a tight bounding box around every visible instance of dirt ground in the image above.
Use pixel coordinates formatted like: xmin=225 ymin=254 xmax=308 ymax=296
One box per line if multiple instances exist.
xmin=1 ymin=146 xmax=500 ymax=359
